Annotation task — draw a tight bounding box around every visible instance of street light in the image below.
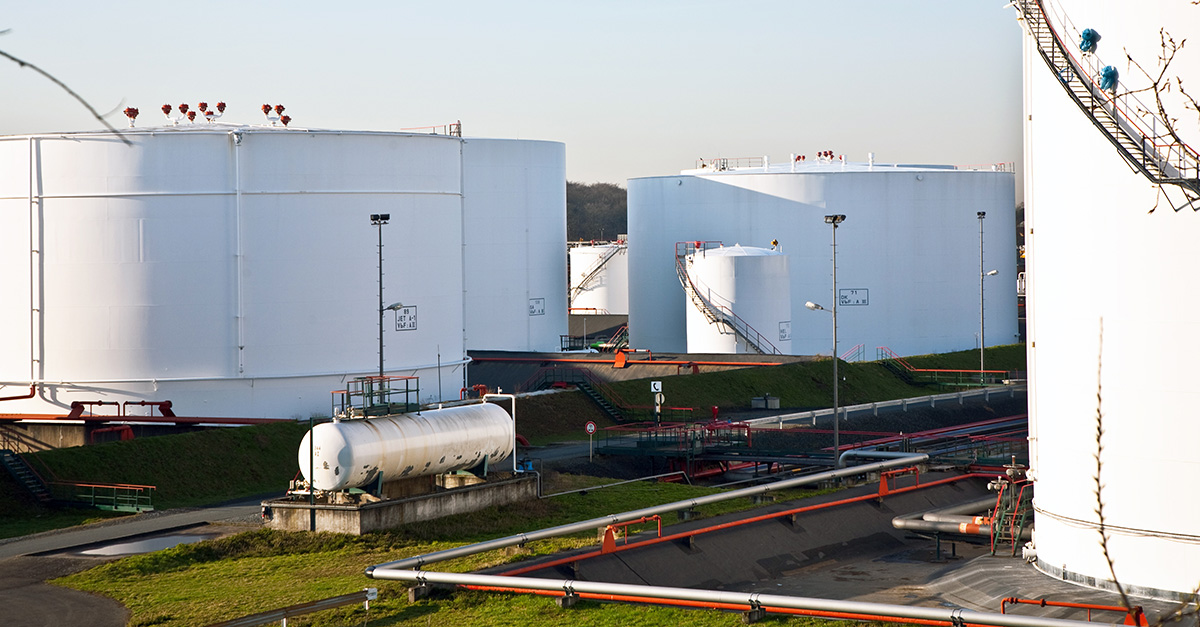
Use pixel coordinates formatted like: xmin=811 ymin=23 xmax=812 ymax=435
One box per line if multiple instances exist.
xmin=812 ymin=213 xmax=846 ymax=468
xmin=370 ymin=213 xmax=391 ymax=378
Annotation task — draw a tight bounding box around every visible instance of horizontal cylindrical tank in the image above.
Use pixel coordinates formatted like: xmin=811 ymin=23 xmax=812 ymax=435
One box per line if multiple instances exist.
xmin=569 ymin=243 xmax=629 ymax=314
xmin=684 ymin=245 xmax=791 ymax=354
xmin=299 ymin=402 xmax=514 ymax=492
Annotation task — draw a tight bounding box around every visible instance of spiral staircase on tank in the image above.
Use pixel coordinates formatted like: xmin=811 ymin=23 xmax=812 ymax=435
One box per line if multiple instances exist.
xmin=674 ymin=242 xmax=782 ymax=356
xmin=1011 ymin=0 xmax=1200 ymax=204
xmin=569 ymin=243 xmax=623 ymax=306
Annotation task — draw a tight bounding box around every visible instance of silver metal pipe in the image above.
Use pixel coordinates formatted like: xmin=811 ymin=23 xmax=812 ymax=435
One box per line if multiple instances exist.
xmin=373 ymin=570 xmax=1095 ymax=627
xmin=837 ymin=448 xmax=923 ymax=467
xmin=920 ymin=496 xmax=998 ymax=522
xmin=365 ymin=455 xmax=928 ymax=574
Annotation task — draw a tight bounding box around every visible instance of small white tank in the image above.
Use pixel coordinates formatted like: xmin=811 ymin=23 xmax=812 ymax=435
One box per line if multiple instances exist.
xmin=683 ymin=245 xmax=791 ymax=354
xmin=298 ymin=402 xmax=514 ymax=491
xmin=568 ymin=242 xmax=629 ymax=314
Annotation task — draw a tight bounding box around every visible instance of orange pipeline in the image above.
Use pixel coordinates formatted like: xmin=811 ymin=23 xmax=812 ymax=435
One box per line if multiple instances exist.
xmin=470 ymin=356 xmax=784 ymax=367
xmin=460 ymin=586 xmax=953 ymax=626
xmin=500 ymin=472 xmax=991 ymax=577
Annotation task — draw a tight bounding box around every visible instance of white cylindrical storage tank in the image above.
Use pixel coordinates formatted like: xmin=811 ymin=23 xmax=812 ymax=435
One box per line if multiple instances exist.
xmin=568 ymin=243 xmax=629 ymax=315
xmin=299 ymin=402 xmax=514 ymax=492
xmin=1020 ymin=0 xmax=1200 ymax=600
xmin=461 ymin=138 xmax=567 ymax=352
xmin=627 ymin=167 xmax=1017 ymax=357
xmin=683 ymin=245 xmax=790 ymax=355
xmin=0 ymin=124 xmax=467 ymax=418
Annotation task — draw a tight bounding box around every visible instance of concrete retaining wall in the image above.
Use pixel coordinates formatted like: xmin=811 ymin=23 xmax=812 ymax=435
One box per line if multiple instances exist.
xmin=263 ymin=473 xmax=538 ymax=534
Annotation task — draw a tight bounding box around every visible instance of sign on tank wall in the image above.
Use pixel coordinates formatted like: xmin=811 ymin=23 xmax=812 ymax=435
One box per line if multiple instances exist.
xmin=839 ymin=289 xmax=869 ymax=306
xmin=779 ymin=321 xmax=792 ymax=342
xmin=528 ymin=298 xmax=546 ymax=316
xmin=395 ymin=306 xmax=418 ymax=331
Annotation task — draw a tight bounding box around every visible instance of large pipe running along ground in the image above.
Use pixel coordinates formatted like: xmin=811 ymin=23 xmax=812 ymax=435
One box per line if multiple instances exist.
xmin=892 ymin=496 xmax=1032 ymax=540
xmin=366 ymin=455 xmax=928 ymax=574
xmin=373 ymin=570 xmax=1097 ymax=627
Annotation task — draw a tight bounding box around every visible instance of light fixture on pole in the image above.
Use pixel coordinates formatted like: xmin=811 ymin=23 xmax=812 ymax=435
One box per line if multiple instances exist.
xmin=370 ymin=213 xmax=391 ymax=378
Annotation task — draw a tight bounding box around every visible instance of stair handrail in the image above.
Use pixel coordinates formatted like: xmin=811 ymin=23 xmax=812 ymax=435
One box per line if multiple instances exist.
xmin=876 ymin=346 xmax=1009 ymax=379
xmin=673 ymin=242 xmax=782 ymax=355
xmin=569 ymin=243 xmax=624 ymax=304
xmin=1015 ymin=0 xmax=1200 ymax=185
xmin=840 ymin=343 xmax=865 ymax=362
xmin=517 ymin=366 xmax=634 ymax=415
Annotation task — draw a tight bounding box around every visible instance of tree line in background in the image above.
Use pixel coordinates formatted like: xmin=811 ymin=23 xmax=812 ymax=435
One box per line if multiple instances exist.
xmin=567 ymin=181 xmax=626 ymax=241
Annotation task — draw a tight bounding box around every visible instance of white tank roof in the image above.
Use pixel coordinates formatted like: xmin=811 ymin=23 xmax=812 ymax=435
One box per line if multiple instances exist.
xmin=1 ymin=122 xmax=466 ymax=140
xmin=663 ymin=159 xmax=1010 ymax=178
xmin=696 ymin=245 xmax=781 ymax=258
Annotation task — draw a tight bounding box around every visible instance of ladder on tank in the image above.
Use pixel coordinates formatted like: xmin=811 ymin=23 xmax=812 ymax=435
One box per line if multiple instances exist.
xmin=1010 ymin=0 xmax=1200 ymax=203
xmin=569 ymin=244 xmax=624 ymax=305
xmin=674 ymin=242 xmax=782 ymax=356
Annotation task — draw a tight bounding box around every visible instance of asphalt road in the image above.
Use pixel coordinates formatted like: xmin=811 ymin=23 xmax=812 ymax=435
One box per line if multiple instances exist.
xmin=1 ymin=498 xmax=263 ymax=627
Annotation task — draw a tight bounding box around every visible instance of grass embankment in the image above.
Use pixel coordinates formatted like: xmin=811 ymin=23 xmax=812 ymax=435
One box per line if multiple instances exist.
xmin=2 ymin=345 xmax=1025 ymax=536
xmin=523 ymin=344 xmax=1027 ymax=443
xmin=0 ymin=421 xmax=309 ymax=539
xmin=58 ymin=473 xmax=838 ymax=627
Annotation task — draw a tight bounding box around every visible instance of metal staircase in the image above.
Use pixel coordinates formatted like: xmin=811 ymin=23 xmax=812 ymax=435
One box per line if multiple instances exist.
xmin=0 ymin=449 xmax=52 ymax=503
xmin=569 ymin=244 xmax=623 ymax=305
xmin=520 ymin=367 xmax=627 ymax=422
xmin=674 ymin=242 xmax=782 ymax=356
xmin=1013 ymin=0 xmax=1200 ymax=201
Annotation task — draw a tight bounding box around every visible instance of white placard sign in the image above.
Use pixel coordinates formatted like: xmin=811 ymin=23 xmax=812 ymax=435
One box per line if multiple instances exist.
xmin=395 ymin=306 xmax=418 ymax=331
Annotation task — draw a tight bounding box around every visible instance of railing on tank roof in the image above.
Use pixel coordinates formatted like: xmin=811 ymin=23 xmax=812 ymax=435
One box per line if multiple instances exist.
xmin=568 ymin=238 xmax=626 ymax=248
xmin=953 ymin=162 xmax=1015 ymax=173
xmin=695 ymin=156 xmax=764 ymax=171
xmin=399 ymin=120 xmax=462 ymax=137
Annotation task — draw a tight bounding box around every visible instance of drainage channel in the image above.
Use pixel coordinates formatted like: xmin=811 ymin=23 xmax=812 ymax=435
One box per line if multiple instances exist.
xmin=40 ymin=524 xmax=224 ymax=558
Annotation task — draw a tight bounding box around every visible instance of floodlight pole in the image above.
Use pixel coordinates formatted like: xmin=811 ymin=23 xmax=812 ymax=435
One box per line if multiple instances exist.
xmin=825 ymin=214 xmax=846 ymax=468
xmin=978 ymin=211 xmax=985 ymax=386
xmin=371 ymin=213 xmax=391 ymax=378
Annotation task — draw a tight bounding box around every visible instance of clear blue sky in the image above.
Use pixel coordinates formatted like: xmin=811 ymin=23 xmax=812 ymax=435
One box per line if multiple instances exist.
xmin=1 ymin=1 xmax=1022 ymax=187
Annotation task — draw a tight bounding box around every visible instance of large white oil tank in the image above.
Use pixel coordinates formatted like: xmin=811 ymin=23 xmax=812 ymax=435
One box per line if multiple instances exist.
xmin=1019 ymin=0 xmax=1200 ymax=600
xmin=462 ymin=138 xmax=567 ymax=352
xmin=0 ymin=124 xmax=468 ymax=418
xmin=682 ymin=245 xmax=790 ymax=354
xmin=298 ymin=402 xmax=514 ymax=492
xmin=568 ymin=242 xmax=629 ymax=315
xmin=628 ymin=163 xmax=1017 ymax=357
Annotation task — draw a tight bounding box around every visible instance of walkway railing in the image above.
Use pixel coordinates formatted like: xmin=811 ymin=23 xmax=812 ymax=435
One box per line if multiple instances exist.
xmin=1011 ymin=0 xmax=1200 ymax=199
xmin=741 ymin=383 xmax=1027 ymax=430
xmin=877 ymin=346 xmax=1010 ymax=386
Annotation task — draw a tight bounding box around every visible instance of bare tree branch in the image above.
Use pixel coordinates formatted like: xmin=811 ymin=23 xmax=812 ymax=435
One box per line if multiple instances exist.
xmin=0 ymin=47 xmax=130 ymax=145
xmin=1093 ymin=318 xmax=1135 ymax=613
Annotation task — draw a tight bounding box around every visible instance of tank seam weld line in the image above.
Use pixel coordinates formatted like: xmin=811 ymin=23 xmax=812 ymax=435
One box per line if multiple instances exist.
xmin=0 ymin=358 xmax=471 ymax=386
xmin=1032 ymin=503 xmax=1200 ymax=543
xmin=0 ymin=190 xmax=464 ymax=201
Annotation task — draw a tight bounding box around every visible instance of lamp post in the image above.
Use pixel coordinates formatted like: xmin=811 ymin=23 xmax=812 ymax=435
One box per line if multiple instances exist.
xmin=370 ymin=213 xmax=391 ymax=378
xmin=808 ymin=213 xmax=846 ymax=468
xmin=977 ymin=212 xmax=998 ymax=386
xmin=308 ymin=414 xmax=315 ymax=532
